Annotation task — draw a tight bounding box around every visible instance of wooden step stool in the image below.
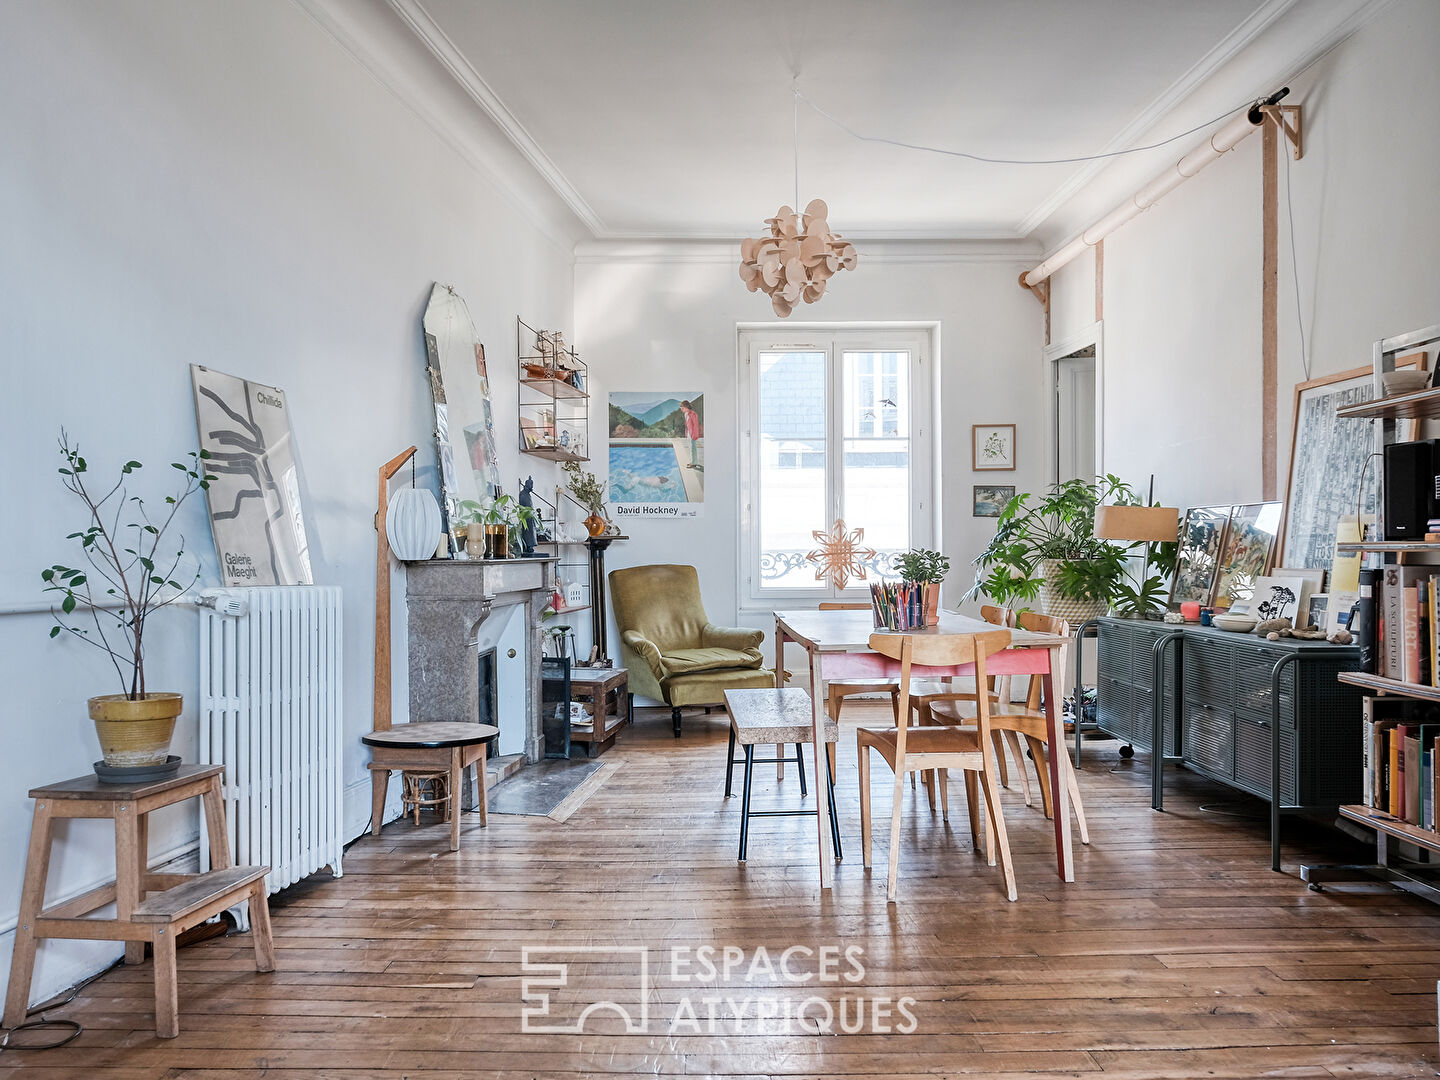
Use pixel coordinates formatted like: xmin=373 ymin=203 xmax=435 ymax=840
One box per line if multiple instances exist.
xmin=3 ymin=765 xmax=274 ymax=1039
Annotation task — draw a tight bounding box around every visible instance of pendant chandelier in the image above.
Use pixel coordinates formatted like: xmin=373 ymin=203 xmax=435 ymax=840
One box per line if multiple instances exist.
xmin=738 ymin=83 xmax=858 ymax=317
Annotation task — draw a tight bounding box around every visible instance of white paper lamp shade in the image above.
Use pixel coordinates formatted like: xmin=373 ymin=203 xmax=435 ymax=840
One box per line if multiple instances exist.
xmin=385 ymin=487 xmax=443 ymax=562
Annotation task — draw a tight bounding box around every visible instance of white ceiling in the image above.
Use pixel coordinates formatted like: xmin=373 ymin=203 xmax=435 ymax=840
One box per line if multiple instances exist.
xmin=395 ymin=0 xmax=1301 ymax=240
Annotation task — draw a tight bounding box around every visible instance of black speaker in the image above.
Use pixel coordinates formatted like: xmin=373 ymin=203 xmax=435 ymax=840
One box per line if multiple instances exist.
xmin=1383 ymin=438 xmax=1440 ymax=540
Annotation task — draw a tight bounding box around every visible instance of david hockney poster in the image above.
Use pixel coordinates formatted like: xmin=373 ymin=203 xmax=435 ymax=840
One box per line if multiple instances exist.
xmin=608 ymin=392 xmax=704 ymax=520
xmin=190 ymin=365 xmax=313 ymax=585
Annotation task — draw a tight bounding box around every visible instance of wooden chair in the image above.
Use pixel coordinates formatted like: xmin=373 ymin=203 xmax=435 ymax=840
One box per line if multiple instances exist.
xmin=910 ymin=605 xmax=1027 ymax=801
xmin=930 ymin=610 xmax=1090 ymax=845
xmin=857 ymin=628 xmax=1017 ymax=903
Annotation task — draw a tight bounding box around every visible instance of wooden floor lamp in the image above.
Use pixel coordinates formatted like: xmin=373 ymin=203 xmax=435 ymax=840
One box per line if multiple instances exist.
xmin=373 ymin=446 xmax=418 ymax=732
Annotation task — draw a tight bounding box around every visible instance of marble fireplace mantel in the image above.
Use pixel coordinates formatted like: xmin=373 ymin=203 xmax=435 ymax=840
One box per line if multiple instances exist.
xmin=405 ymin=556 xmax=557 ymax=763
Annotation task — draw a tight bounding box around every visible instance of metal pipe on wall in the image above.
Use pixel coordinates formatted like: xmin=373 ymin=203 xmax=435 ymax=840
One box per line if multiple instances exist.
xmin=1021 ymin=92 xmax=1286 ymax=289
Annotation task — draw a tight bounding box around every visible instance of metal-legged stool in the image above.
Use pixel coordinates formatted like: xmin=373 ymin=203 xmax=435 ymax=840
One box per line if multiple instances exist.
xmin=722 ymin=687 xmax=841 ymax=864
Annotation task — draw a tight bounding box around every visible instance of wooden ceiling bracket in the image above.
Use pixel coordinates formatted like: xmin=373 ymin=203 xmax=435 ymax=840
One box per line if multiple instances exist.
xmin=1262 ymin=104 xmax=1303 ymax=160
xmin=1019 ymin=271 xmax=1052 ymax=345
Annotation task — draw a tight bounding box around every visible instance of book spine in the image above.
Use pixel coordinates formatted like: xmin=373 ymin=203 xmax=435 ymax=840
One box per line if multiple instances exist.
xmin=1383 ymin=575 xmax=1404 ymax=680
xmin=1406 ymin=733 xmax=1422 ymax=826
xmin=1361 ymin=701 xmax=1374 ymax=808
xmin=1405 ymin=584 xmax=1422 ymax=684
xmin=1389 ymin=729 xmax=1402 ymax=817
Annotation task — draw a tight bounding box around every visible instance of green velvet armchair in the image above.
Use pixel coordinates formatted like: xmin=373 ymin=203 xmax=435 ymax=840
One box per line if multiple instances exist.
xmin=608 ymin=564 xmax=774 ymax=737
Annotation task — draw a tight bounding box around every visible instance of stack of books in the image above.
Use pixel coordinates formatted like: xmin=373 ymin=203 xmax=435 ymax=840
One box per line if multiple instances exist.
xmin=1362 ymin=697 xmax=1440 ymax=828
xmin=870 ymin=582 xmax=923 ymax=631
xmin=1374 ymin=566 xmax=1440 ymax=685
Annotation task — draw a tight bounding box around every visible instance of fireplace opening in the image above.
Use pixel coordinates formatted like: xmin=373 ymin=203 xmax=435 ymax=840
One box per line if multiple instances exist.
xmin=477 ymin=647 xmax=498 ymax=736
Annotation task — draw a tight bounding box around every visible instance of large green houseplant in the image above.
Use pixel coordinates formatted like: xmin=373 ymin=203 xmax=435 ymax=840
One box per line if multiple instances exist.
xmin=44 ymin=433 xmax=212 ymax=770
xmin=967 ymin=475 xmax=1176 ymax=621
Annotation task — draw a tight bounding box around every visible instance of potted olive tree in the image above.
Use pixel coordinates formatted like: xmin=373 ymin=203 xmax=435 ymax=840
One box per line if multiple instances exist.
xmin=43 ymin=433 xmax=212 ymax=774
xmin=896 ymin=547 xmax=951 ymax=625
xmin=967 ymin=475 xmax=1175 ymax=622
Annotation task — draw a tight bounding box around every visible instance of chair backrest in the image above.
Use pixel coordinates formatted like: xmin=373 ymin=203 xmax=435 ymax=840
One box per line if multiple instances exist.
xmin=818 ymin=601 xmax=869 ymax=611
xmin=980 ymin=604 xmax=1015 ymax=627
xmin=608 ymin=564 xmax=709 ymax=653
xmin=1015 ymin=610 xmax=1070 ymax=710
xmin=867 ymin=630 xmax=1011 ymax=749
xmin=1016 ymin=610 xmax=1069 ymax=636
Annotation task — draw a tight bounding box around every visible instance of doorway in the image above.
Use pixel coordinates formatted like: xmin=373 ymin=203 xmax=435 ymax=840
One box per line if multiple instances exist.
xmin=1054 ymin=346 xmax=1096 ymax=484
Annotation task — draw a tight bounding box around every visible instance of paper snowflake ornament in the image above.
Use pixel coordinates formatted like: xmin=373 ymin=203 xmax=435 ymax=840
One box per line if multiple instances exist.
xmin=806 ymin=519 xmax=877 ymax=590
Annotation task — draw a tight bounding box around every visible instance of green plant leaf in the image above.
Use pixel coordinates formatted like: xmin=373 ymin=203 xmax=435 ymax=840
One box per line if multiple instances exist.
xmin=50 ymin=625 xmax=60 ymax=638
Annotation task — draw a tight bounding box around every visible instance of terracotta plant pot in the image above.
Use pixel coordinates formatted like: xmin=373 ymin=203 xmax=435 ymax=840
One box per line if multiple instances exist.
xmin=483 ymin=523 xmax=509 ymax=559
xmin=923 ymin=583 xmax=941 ymax=626
xmin=88 ymin=692 xmax=182 ymax=768
xmin=584 ymin=513 xmax=606 ymax=538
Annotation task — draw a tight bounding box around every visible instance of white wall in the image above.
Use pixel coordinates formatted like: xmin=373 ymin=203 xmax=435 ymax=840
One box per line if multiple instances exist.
xmin=0 ymin=0 xmax=578 ymax=1006
xmin=1047 ymin=0 xmax=1440 ymax=512
xmin=574 ymin=242 xmax=1046 ymax=676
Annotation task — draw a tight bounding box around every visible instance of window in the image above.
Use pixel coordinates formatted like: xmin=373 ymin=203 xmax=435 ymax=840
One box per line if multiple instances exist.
xmin=739 ymin=328 xmax=933 ymax=606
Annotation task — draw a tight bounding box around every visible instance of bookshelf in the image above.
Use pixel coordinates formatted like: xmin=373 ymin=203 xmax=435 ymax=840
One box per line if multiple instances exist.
xmin=1302 ymin=322 xmax=1440 ymax=903
xmin=517 ymin=317 xmax=589 ymax=462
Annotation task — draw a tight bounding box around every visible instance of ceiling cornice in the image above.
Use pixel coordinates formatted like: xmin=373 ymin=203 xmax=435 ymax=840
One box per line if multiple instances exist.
xmin=1029 ymin=0 xmax=1400 ymax=267
xmin=574 ymin=238 xmax=1042 ymax=266
xmin=386 ymin=0 xmax=607 ymax=236
xmin=1014 ymin=0 xmax=1301 ymax=238
xmin=291 ymin=0 xmax=585 ymax=253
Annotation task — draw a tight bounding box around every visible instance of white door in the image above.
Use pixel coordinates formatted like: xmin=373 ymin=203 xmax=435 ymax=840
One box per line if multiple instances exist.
xmin=1055 ymin=354 xmax=1097 ymax=483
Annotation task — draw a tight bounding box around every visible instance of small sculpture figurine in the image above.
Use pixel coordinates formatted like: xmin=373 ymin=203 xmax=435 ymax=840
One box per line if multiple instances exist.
xmin=518 ymin=476 xmax=539 ymax=556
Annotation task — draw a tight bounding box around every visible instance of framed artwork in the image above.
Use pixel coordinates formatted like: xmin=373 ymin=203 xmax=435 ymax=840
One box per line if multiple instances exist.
xmin=608 ymin=392 xmax=705 ymax=518
xmin=1169 ymin=505 xmax=1232 ymax=607
xmin=1306 ymin=593 xmax=1328 ymax=632
xmin=1235 ymin=574 xmax=1308 ymax=622
xmin=1211 ymin=501 xmax=1283 ymax=610
xmin=190 ymin=365 xmax=313 ymax=586
xmin=973 ymin=484 xmax=1016 ymax=517
xmin=972 ymin=424 xmax=1016 ymax=471
xmin=1279 ymin=355 xmax=1423 ymax=568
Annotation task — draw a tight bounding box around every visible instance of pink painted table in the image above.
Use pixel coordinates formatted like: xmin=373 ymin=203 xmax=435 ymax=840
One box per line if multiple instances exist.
xmin=774 ymin=608 xmax=1073 ymax=890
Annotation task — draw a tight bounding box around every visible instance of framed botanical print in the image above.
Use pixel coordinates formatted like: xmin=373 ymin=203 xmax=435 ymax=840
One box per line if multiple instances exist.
xmin=1169 ymin=505 xmax=1232 ymax=607
xmin=972 ymin=424 xmax=1016 ymax=471
xmin=1211 ymin=501 xmax=1283 ymax=610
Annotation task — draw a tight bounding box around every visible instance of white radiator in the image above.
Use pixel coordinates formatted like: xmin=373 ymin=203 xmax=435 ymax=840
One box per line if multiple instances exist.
xmin=198 ymin=586 xmax=344 ymax=891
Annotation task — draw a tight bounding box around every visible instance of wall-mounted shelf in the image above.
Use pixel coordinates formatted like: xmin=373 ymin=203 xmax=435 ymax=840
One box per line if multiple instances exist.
xmin=1337 ymin=670 xmax=1440 ymax=703
xmin=1336 ymin=385 xmax=1440 ymax=421
xmin=1335 ymin=541 xmax=1440 ymax=553
xmin=518 ymin=316 xmax=589 ymax=461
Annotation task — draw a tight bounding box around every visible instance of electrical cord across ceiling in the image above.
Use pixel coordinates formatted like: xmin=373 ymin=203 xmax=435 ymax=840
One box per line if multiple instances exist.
xmin=793 ymin=84 xmax=1257 ymax=167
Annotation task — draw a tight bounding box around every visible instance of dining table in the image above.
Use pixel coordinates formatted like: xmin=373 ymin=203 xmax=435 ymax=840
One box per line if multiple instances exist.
xmin=773 ymin=607 xmax=1074 ymax=890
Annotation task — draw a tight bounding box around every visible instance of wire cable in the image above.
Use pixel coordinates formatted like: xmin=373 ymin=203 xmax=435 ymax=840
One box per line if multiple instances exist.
xmin=1281 ymin=135 xmax=1311 ymax=380
xmin=794 ymin=86 xmax=1256 ymax=167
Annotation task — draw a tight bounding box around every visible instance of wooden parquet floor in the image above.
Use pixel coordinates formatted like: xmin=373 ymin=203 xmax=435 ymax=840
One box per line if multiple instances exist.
xmin=3 ymin=703 xmax=1439 ymax=1079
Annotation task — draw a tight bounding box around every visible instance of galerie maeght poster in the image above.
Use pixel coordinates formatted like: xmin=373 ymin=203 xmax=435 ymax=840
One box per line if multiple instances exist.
xmin=608 ymin=392 xmax=704 ymax=520
xmin=190 ymin=365 xmax=313 ymax=586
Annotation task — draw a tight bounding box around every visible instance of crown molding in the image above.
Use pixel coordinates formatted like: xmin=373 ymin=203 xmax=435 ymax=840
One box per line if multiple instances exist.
xmin=1028 ymin=0 xmax=1400 ymax=267
xmin=291 ymin=0 xmax=585 ymax=254
xmin=1015 ymin=0 xmax=1301 ymax=238
xmin=385 ymin=0 xmax=607 ymax=237
xmin=574 ymin=238 xmax=1042 ymax=266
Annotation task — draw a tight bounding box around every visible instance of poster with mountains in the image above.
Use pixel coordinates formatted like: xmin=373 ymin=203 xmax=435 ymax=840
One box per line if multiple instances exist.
xmin=608 ymin=392 xmax=704 ymax=519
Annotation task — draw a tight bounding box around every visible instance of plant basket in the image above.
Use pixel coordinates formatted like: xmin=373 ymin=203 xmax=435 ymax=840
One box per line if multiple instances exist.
xmin=1038 ymin=560 xmax=1107 ymax=625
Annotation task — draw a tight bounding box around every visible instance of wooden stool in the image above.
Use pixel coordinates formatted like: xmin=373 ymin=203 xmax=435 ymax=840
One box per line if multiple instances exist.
xmin=401 ymin=770 xmax=451 ymax=825
xmin=363 ymin=722 xmax=498 ymax=851
xmin=3 ymin=765 xmax=273 ymax=1039
xmin=723 ymin=688 xmax=842 ymax=864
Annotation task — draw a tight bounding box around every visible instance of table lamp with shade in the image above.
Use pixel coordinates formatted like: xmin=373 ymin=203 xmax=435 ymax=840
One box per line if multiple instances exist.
xmin=1094 ymin=504 xmax=1179 ymax=615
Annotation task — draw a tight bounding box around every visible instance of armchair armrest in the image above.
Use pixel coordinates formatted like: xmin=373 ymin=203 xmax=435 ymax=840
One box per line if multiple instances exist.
xmin=621 ymin=630 xmax=667 ymax=680
xmin=701 ymin=623 xmax=764 ymax=652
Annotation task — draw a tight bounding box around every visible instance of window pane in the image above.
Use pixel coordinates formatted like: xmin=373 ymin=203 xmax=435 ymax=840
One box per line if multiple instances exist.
xmin=758 ymin=350 xmax=826 ymax=590
xmin=842 ymin=351 xmax=910 ymax=578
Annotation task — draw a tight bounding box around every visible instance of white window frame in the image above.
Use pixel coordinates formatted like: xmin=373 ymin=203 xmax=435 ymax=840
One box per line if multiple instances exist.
xmin=737 ymin=325 xmax=935 ymax=611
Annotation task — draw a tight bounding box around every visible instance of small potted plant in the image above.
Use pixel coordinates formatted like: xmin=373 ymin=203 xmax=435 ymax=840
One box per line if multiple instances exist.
xmin=896 ymin=548 xmax=951 ymax=625
xmin=458 ymin=493 xmax=538 ymax=560
xmin=43 ymin=433 xmax=212 ymax=775
xmin=561 ymin=461 xmax=609 ymax=538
